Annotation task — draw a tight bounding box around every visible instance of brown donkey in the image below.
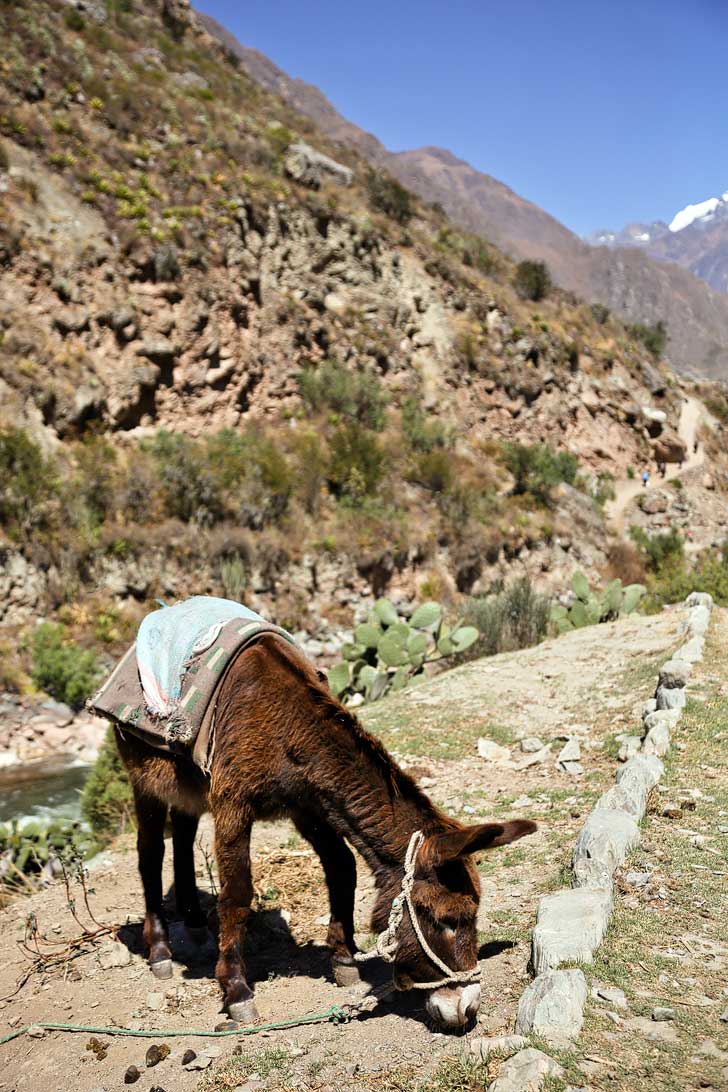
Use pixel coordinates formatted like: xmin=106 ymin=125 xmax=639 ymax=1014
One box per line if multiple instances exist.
xmin=116 ymin=633 xmax=536 ymax=1030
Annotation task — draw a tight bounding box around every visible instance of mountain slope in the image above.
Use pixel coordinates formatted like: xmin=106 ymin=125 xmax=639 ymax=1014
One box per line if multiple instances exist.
xmin=199 ymin=12 xmax=728 ymax=379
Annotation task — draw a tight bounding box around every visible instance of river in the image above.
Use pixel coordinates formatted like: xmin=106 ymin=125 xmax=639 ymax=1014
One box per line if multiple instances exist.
xmin=0 ymin=759 xmax=90 ymax=825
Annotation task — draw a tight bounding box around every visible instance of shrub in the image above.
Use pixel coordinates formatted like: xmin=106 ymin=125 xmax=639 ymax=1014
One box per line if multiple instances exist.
xmin=590 ymin=302 xmax=611 ymax=325
xmin=401 ymin=398 xmax=451 ymax=452
xmin=0 ymin=141 xmax=9 ymax=172
xmin=147 ymin=431 xmax=224 ymax=526
xmin=327 ymin=424 xmax=384 ymax=501
xmin=64 ymin=8 xmax=85 ymax=31
xmin=513 ymin=260 xmax=551 ymax=301
xmin=0 ymin=428 xmax=59 ymax=540
xmin=297 ymin=359 xmax=387 ymax=431
xmin=627 ymin=319 xmax=667 ymax=358
xmin=81 ymin=728 xmax=134 ymax=840
xmin=463 ymin=578 xmax=549 ymax=658
xmin=31 ymin=622 xmax=102 ymax=710
xmin=503 ymin=442 xmax=578 ymax=505
xmin=366 ymin=170 xmax=414 ymax=224
xmin=551 ymin=571 xmax=645 ymax=631
xmin=630 ymin=526 xmax=684 ymax=571
xmin=409 ymin=449 xmax=453 ymax=494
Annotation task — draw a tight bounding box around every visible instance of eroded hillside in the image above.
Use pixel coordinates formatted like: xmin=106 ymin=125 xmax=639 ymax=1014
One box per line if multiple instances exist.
xmin=1 ymin=0 xmax=727 ymax=668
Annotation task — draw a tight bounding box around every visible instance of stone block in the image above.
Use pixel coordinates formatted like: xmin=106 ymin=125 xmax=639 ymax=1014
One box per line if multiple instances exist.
xmin=572 ymin=809 xmax=640 ymax=888
xmin=515 ymin=968 xmax=587 ymax=1044
xmin=532 ymin=888 xmax=612 ymax=975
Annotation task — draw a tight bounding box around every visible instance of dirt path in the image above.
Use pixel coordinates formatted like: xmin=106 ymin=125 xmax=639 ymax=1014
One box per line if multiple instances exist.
xmin=607 ymin=396 xmax=705 ymax=532
xmin=0 ymin=609 xmax=687 ymax=1092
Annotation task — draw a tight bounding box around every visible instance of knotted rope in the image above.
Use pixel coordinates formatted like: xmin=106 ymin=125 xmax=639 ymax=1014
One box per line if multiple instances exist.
xmin=354 ymin=830 xmax=480 ymax=990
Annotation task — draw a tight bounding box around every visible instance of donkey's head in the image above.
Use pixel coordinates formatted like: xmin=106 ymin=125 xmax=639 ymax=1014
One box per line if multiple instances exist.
xmin=373 ymin=819 xmax=536 ymax=1030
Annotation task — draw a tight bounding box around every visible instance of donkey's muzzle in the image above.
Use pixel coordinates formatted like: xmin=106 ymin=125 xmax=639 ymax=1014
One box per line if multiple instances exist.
xmin=426 ymin=982 xmax=481 ymax=1028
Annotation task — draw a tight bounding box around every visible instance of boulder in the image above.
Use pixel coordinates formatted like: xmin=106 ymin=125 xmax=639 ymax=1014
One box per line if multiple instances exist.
xmin=655 ymin=685 xmax=686 ymax=711
xmin=572 ymin=809 xmax=640 ymax=888
xmin=652 ymin=433 xmax=687 ymax=464
xmin=641 ymin=490 xmax=668 ymax=515
xmin=284 ymin=142 xmax=353 ymax=189
xmin=488 ymin=1048 xmax=563 ymax=1092
xmin=515 ymin=968 xmax=587 ymax=1044
xmin=659 ymin=658 xmax=691 ymax=689
xmin=532 ymin=888 xmax=612 ymax=975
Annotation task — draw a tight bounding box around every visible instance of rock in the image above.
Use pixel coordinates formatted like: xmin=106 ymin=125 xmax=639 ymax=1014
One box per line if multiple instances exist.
xmin=642 ymin=720 xmax=670 ymax=758
xmin=182 ymin=1050 xmax=197 ymax=1065
xmin=572 ymin=809 xmax=640 ymax=888
xmin=26 ymin=1024 xmax=47 ymax=1038
xmin=624 ymin=870 xmax=650 ymax=887
xmin=557 ymin=739 xmax=581 ymax=763
xmin=659 ymin=658 xmax=691 ymax=689
xmin=687 ymin=604 xmax=710 ymax=638
xmin=124 ymin=1066 xmax=141 ymax=1084
xmin=137 ymin=338 xmax=177 ymax=364
xmin=519 ymin=745 xmax=551 ymax=769
xmin=617 ymin=736 xmax=641 ymax=763
xmin=146 ymin=992 xmax=164 ymax=1011
xmin=98 ymin=941 xmax=132 ymax=969
xmin=655 ymin=685 xmax=686 ymax=711
xmin=678 ymin=636 xmax=704 ymax=663
xmin=686 ymin=592 xmax=713 ymax=609
xmin=173 ymin=70 xmax=209 ymax=90
xmin=652 ymin=1006 xmax=675 ymax=1021
xmin=145 ymin=1044 xmax=170 ymax=1067
xmin=468 ymin=1034 xmax=527 ymax=1060
xmin=477 ymin=738 xmax=513 ymax=765
xmin=616 ymin=753 xmax=664 ymax=794
xmin=624 ymin=1015 xmax=678 ymax=1043
xmin=641 ymin=406 xmax=667 ymax=426
xmin=284 ymin=142 xmax=354 ymax=189
xmin=532 ymin=888 xmax=612 ymax=975
xmin=488 ymin=1047 xmax=563 ymax=1092
xmin=53 ymin=307 xmax=90 ymax=335
xmin=592 ymin=984 xmax=628 ymax=1010
xmin=183 ymin=1052 xmax=213 ymax=1071
xmin=641 ymin=490 xmax=669 ymax=515
xmin=515 ymin=968 xmax=587 ymax=1045
xmin=720 ymin=1008 xmax=728 ymax=1023
xmin=520 ymin=737 xmax=544 ymax=753
xmin=641 ymin=698 xmax=657 ymax=717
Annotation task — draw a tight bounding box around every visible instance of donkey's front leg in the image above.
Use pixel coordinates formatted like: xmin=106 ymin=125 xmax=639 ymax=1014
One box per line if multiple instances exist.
xmin=213 ymin=807 xmax=259 ymax=1024
xmin=134 ymin=792 xmax=173 ymax=979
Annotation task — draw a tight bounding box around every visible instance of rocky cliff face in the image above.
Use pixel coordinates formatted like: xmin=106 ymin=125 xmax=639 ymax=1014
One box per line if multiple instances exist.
xmin=199 ymin=12 xmax=728 ymax=380
xmin=0 ymin=0 xmax=725 ymax=673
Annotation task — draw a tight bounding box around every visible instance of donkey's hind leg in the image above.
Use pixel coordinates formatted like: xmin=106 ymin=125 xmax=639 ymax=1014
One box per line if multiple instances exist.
xmin=292 ymin=810 xmax=360 ymax=986
xmin=170 ymin=807 xmax=208 ymax=943
xmin=134 ymin=790 xmax=173 ymax=979
xmin=212 ymin=804 xmax=259 ymax=1024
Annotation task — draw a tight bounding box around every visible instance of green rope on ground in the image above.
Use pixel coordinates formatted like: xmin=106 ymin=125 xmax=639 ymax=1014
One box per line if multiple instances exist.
xmin=0 ymin=1003 xmax=349 ymax=1047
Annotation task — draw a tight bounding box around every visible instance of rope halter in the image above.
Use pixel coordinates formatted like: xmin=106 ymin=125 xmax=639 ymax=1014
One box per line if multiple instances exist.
xmin=354 ymin=830 xmax=481 ymax=991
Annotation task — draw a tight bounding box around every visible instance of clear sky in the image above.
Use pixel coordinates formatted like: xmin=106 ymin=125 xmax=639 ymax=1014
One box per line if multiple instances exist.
xmin=194 ymin=0 xmax=728 ymax=237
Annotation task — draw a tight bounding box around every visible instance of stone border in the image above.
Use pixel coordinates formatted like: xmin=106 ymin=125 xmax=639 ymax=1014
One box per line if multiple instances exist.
xmin=469 ymin=592 xmax=714 ymax=1089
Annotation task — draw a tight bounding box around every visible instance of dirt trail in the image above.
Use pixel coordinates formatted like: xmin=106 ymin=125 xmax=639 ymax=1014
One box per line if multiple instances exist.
xmin=607 ymin=395 xmax=705 ymax=531
xmin=0 ymin=609 xmax=687 ymax=1092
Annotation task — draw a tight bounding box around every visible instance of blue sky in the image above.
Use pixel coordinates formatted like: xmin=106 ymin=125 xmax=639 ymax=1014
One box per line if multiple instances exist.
xmin=194 ymin=0 xmax=728 ymax=236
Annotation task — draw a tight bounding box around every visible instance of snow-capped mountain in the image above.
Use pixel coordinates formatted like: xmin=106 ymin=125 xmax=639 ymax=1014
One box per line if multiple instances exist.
xmin=587 ymin=191 xmax=728 ymax=294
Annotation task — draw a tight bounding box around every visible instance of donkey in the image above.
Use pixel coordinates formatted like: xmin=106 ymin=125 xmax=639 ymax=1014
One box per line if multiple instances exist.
xmin=116 ymin=632 xmax=536 ymax=1030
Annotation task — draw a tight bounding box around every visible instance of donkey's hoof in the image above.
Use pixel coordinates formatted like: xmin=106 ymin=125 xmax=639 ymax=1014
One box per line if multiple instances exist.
xmin=333 ymin=961 xmax=361 ymax=987
xmin=227 ymin=999 xmax=260 ymax=1025
xmin=150 ymin=958 xmax=173 ymax=980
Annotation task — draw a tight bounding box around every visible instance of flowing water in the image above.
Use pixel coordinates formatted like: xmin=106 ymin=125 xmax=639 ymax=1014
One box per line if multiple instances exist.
xmin=0 ymin=759 xmax=90 ymax=825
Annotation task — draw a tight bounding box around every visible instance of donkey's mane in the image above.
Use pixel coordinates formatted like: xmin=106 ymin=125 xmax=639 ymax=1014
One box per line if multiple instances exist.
xmin=265 ymin=634 xmax=450 ymax=823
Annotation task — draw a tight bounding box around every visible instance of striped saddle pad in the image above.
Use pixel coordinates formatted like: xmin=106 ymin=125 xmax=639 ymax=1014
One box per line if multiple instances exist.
xmin=88 ymin=617 xmax=294 ymax=770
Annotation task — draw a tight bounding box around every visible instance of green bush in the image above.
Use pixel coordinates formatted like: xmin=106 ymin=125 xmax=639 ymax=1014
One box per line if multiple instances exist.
xmin=0 ymin=428 xmax=60 ymax=540
xmin=513 ymin=260 xmax=551 ymax=301
xmin=298 ymin=359 xmax=387 ymax=430
xmin=627 ymin=319 xmax=667 ymax=358
xmin=366 ymin=170 xmax=414 ymax=224
xmin=409 ymin=449 xmax=453 ymax=494
xmin=30 ymin=622 xmax=102 ymax=710
xmin=81 ymin=728 xmax=134 ymax=841
xmin=463 ymin=578 xmax=549 ymax=658
xmin=401 ymin=398 xmax=451 ymax=452
xmin=630 ymin=526 xmax=684 ymax=571
xmin=590 ymin=302 xmax=611 ymax=325
xmin=503 ymin=442 xmax=578 ymax=505
xmin=328 ymin=424 xmax=384 ymax=501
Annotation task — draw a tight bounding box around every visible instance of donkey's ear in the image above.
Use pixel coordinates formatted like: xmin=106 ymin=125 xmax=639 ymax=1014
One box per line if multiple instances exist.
xmin=422 ymin=820 xmax=537 ymax=868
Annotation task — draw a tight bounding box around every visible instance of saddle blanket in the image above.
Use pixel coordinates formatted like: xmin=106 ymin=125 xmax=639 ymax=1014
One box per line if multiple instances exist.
xmin=88 ymin=596 xmax=294 ymax=770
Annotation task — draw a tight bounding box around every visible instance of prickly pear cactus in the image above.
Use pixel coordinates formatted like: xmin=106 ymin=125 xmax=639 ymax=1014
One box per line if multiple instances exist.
xmin=550 ymin=572 xmax=646 ymax=633
xmin=327 ymin=597 xmax=478 ymax=704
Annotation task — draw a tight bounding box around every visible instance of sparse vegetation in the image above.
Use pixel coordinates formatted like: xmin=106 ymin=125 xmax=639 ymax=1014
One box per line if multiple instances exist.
xmin=80 ymin=728 xmax=134 ymax=840
xmin=503 ymin=442 xmax=578 ymax=505
xmin=627 ymin=318 xmax=668 ymax=358
xmin=30 ymin=622 xmax=102 ymax=710
xmin=463 ymin=577 xmax=550 ymax=657
xmin=365 ymin=169 xmax=414 ymax=223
